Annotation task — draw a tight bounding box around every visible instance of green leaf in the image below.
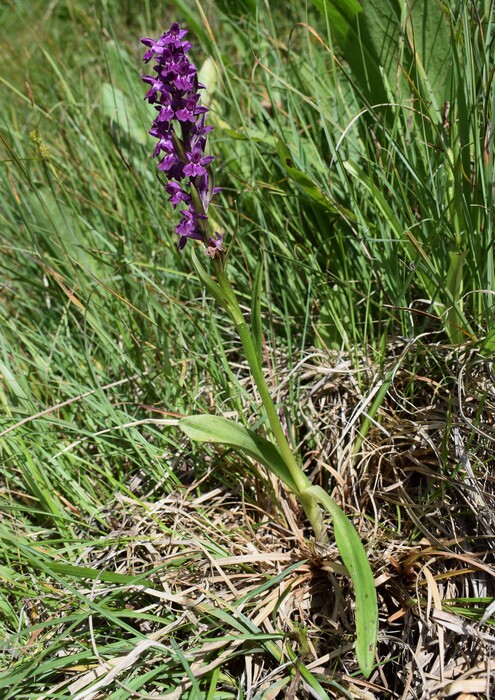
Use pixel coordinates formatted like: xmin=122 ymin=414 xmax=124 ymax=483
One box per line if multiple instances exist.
xmin=305 ymin=485 xmax=378 ymax=678
xmin=310 ymin=0 xmax=362 ymax=44
xmin=275 ymin=139 xmax=340 ymax=213
xmin=312 ymin=0 xmax=390 ymax=105
xmin=100 ymin=84 xmax=148 ymax=146
xmin=250 ymin=258 xmax=264 ymax=359
xmin=179 ymin=418 xmax=377 ymax=680
xmin=480 ymin=326 xmax=495 ymax=356
xmin=98 ymin=41 xmax=150 ymax=146
xmin=445 ymin=250 xmax=467 ymax=344
xmin=314 ymin=0 xmax=450 ymax=110
xmin=179 ymin=414 xmax=298 ymax=492
xmin=198 ymin=57 xmax=219 ymax=108
xmin=407 ymin=0 xmax=451 ymax=108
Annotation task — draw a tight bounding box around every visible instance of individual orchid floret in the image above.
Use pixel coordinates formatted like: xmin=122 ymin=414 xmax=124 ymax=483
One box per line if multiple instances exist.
xmin=173 ymin=62 xmax=197 ymax=91
xmin=176 ymin=94 xmax=208 ymax=123
xmin=152 ymin=133 xmax=174 ymax=158
xmin=206 ymin=232 xmax=224 ymax=258
xmin=165 ymin=181 xmax=191 ymax=208
xmin=141 ymin=23 xmax=190 ymax=61
xmin=140 ymin=74 xmax=165 ymax=103
xmin=176 ymin=208 xmax=207 ymax=249
xmin=183 ymin=149 xmax=215 ymax=178
xmin=141 ymin=23 xmax=223 ymax=254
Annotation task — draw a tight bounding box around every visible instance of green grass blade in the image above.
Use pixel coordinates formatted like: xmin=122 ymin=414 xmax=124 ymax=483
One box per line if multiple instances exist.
xmin=250 ymin=257 xmax=264 ymax=358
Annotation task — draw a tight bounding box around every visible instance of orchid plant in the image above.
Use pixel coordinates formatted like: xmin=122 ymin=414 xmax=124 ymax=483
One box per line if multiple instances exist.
xmin=140 ymin=23 xmax=378 ymax=677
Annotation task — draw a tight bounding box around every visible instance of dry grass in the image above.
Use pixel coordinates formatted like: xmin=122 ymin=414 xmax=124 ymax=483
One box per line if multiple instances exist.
xmin=293 ymin=341 xmax=495 ymax=698
xmin=23 ymin=341 xmax=493 ymax=699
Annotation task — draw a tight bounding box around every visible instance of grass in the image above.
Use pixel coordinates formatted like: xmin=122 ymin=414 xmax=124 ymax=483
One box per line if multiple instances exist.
xmin=1 ymin=0 xmax=495 ymax=697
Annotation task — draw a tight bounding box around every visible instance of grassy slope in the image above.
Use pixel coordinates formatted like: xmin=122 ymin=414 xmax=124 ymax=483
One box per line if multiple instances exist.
xmin=1 ymin=0 xmax=494 ymax=698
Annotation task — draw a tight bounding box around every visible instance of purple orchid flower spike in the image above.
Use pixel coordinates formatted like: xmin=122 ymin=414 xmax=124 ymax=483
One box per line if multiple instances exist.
xmin=141 ymin=23 xmax=223 ymax=256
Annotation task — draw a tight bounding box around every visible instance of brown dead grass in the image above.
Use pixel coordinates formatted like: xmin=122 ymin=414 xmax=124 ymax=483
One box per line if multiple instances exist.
xmin=60 ymin=342 xmax=495 ymax=699
xmin=292 ymin=342 xmax=495 ymax=698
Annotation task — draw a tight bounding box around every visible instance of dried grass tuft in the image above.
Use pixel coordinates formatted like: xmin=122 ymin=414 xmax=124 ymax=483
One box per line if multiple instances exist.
xmin=289 ymin=342 xmax=495 ymax=698
xmin=15 ymin=343 xmax=494 ymax=699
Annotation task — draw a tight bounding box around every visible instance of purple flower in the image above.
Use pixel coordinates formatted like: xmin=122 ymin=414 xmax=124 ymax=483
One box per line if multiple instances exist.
xmin=155 ymin=103 xmax=174 ymax=123
xmin=162 ymin=22 xmax=189 ymax=49
xmin=173 ymin=61 xmax=197 ymax=91
xmin=206 ymin=233 xmax=224 ymax=258
xmin=141 ymin=24 xmax=190 ymax=61
xmin=175 ymin=94 xmax=207 ymax=123
xmin=165 ymin=181 xmax=191 ymax=208
xmin=176 ymin=208 xmax=206 ymax=249
xmin=157 ymin=155 xmax=176 ymax=172
xmin=141 ymin=74 xmax=164 ymax=103
xmin=152 ymin=134 xmax=174 ymax=158
xmin=159 ymin=47 xmax=184 ymax=75
xmin=141 ymin=23 xmax=223 ymax=254
xmin=183 ymin=148 xmax=215 ymax=177
xmin=141 ymin=37 xmax=167 ymax=63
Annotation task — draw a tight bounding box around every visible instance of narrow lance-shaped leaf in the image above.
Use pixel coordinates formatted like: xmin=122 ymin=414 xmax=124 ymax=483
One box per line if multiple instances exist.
xmin=305 ymin=485 xmax=378 ymax=678
xmin=179 ymin=414 xmax=299 ymax=493
xmin=276 ymin=139 xmax=339 ymax=214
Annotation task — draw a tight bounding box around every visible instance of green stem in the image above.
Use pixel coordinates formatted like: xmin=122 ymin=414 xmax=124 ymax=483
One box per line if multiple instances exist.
xmin=213 ymin=259 xmax=326 ymax=542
